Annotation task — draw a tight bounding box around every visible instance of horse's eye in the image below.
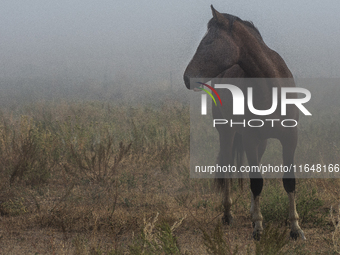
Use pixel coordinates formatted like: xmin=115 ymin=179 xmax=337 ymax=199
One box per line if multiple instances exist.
xmin=204 ymin=39 xmax=214 ymax=46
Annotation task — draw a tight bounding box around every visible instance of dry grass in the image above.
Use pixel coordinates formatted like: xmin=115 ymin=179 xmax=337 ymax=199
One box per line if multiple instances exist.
xmin=0 ymin=97 xmax=339 ymax=254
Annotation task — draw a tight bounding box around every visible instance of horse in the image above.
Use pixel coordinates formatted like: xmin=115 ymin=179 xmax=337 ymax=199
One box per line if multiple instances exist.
xmin=183 ymin=5 xmax=305 ymax=240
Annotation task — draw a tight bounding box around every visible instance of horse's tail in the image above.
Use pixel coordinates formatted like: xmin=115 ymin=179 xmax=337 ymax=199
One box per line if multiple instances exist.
xmin=232 ymin=133 xmax=244 ymax=190
xmin=215 ymin=133 xmax=244 ymax=190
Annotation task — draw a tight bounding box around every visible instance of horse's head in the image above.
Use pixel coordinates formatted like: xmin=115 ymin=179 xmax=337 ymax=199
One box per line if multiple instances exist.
xmin=184 ymin=6 xmax=241 ymax=89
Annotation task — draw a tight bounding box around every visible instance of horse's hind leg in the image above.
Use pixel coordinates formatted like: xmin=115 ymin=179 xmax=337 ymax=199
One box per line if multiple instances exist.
xmin=281 ymin=133 xmax=306 ymax=240
xmin=222 ymin=179 xmax=233 ymax=225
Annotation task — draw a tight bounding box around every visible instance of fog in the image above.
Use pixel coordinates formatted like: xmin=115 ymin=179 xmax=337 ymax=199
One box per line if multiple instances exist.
xmin=1 ymin=0 xmax=340 ymax=103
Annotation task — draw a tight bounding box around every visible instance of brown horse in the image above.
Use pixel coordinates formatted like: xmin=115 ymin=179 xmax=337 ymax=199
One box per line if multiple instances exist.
xmin=184 ymin=6 xmax=305 ymax=240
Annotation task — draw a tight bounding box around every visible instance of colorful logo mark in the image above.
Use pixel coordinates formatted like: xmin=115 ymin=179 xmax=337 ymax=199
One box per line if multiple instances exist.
xmin=197 ymin=82 xmax=222 ymax=106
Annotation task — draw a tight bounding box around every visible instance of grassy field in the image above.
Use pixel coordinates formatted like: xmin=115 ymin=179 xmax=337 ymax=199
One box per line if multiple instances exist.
xmin=0 ymin=86 xmax=340 ymax=254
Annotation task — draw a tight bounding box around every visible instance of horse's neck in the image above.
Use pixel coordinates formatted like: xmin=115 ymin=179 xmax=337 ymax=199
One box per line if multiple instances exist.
xmin=235 ymin=24 xmax=293 ymax=78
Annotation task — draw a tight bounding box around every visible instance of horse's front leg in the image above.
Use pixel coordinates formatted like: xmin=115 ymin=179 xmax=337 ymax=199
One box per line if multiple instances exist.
xmin=215 ymin=126 xmax=236 ymax=225
xmin=244 ymin=132 xmax=263 ymax=240
xmin=250 ymin=139 xmax=267 ymax=216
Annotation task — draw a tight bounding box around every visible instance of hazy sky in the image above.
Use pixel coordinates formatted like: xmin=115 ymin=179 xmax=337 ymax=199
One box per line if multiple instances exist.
xmin=1 ymin=0 xmax=340 ymax=88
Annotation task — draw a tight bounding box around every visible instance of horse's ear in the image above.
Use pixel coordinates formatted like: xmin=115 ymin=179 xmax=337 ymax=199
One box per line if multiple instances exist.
xmin=211 ymin=5 xmax=228 ymax=26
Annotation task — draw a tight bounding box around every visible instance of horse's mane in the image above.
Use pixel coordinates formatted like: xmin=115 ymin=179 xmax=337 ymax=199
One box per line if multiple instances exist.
xmin=208 ymin=13 xmax=262 ymax=39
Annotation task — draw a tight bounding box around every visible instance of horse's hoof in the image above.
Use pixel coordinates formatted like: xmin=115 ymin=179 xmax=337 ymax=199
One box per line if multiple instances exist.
xmin=290 ymin=229 xmax=306 ymax=240
xmin=222 ymin=214 xmax=233 ymax=225
xmin=290 ymin=230 xmax=299 ymax=240
xmin=252 ymin=230 xmax=262 ymax=241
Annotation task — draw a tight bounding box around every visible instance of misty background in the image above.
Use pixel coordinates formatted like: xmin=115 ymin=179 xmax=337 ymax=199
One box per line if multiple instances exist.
xmin=1 ymin=0 xmax=339 ymax=106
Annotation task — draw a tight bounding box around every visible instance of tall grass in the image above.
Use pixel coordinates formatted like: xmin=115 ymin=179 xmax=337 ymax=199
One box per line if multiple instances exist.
xmin=0 ymin=92 xmax=339 ymax=254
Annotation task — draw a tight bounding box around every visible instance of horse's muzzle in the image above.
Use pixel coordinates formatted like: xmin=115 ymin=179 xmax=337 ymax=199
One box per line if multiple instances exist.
xmin=183 ymin=75 xmax=191 ymax=89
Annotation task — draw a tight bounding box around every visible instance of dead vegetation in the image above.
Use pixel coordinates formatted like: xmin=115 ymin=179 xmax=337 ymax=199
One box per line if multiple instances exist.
xmin=0 ymin=98 xmax=339 ymax=254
